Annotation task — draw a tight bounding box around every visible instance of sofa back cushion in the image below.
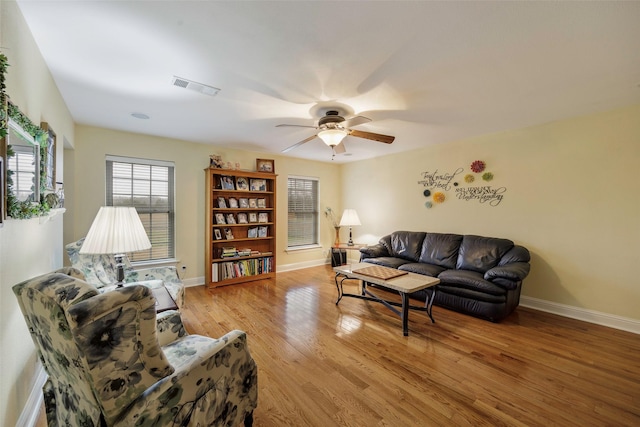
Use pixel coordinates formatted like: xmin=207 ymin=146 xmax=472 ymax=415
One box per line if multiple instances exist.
xmin=456 ymin=235 xmax=514 ymax=273
xmin=419 ymin=233 xmax=463 ymax=268
xmin=384 ymin=231 xmax=426 ymax=261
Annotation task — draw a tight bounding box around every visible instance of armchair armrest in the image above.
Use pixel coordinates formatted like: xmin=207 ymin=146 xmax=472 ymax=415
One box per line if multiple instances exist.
xmin=359 ymin=244 xmax=389 ymax=259
xmin=156 ymin=310 xmax=187 ymax=347
xmin=484 ymin=262 xmax=530 ymax=282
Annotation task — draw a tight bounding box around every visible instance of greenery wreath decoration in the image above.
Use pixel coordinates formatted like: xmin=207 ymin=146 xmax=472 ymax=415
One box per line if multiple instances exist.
xmin=1 ymin=54 xmax=51 ymax=219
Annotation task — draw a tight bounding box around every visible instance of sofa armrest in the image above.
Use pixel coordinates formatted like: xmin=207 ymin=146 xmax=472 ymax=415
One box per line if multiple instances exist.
xmin=360 ymin=244 xmax=389 ymax=259
xmin=156 ymin=310 xmax=188 ymax=347
xmin=484 ymin=262 xmax=530 ymax=282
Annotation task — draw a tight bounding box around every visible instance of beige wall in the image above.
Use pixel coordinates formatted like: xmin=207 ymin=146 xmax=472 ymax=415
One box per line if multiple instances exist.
xmin=0 ymin=2 xmax=75 ymax=426
xmin=68 ymin=126 xmax=343 ymax=278
xmin=343 ymin=104 xmax=640 ymax=320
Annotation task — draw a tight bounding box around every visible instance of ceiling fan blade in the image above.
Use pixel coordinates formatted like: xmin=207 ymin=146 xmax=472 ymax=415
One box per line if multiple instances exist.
xmin=348 ymin=129 xmax=395 ymax=144
xmin=333 ymin=141 xmax=347 ymax=154
xmin=276 ymin=124 xmax=318 ymax=129
xmin=343 ymin=115 xmax=371 ymax=128
xmin=281 ymin=134 xmax=318 ymax=153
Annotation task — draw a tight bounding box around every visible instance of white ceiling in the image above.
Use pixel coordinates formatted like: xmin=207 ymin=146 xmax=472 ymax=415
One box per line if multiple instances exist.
xmin=16 ymin=1 xmax=640 ymax=163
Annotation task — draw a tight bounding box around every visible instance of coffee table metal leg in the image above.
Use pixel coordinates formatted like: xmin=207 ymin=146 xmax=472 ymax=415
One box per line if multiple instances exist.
xmin=334 ymin=272 xmax=343 ymax=305
xmin=401 ymin=292 xmax=410 ymax=336
xmin=425 ymin=287 xmax=436 ymax=323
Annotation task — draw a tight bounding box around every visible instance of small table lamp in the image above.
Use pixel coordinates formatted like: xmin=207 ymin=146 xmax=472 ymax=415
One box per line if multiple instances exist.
xmin=79 ymin=207 xmax=151 ymax=286
xmin=339 ymin=209 xmax=361 ymax=246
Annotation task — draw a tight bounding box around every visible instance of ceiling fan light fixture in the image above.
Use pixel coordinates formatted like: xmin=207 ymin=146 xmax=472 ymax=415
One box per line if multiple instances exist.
xmin=318 ymin=129 xmax=347 ymax=147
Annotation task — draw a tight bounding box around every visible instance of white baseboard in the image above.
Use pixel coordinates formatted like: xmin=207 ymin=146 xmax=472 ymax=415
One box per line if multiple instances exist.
xmin=18 ymin=362 xmax=47 ymax=427
xmin=277 ymin=259 xmax=329 ymax=272
xmin=182 ymin=276 xmax=204 ymax=287
xmin=520 ymin=296 xmax=640 ymax=335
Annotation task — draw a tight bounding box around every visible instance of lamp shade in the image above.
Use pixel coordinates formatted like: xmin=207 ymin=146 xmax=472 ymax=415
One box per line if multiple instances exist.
xmin=318 ymin=129 xmax=347 ymax=147
xmin=80 ymin=207 xmax=151 ymax=254
xmin=339 ymin=209 xmax=361 ymax=227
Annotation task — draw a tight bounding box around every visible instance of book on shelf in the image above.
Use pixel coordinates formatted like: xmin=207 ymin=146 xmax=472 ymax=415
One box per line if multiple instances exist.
xmin=210 ymin=255 xmax=275 ymax=282
xmin=220 ymin=246 xmax=237 ymax=258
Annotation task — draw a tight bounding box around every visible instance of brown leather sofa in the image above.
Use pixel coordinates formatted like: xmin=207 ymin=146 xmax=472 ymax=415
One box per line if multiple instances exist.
xmin=359 ymin=231 xmax=531 ymax=322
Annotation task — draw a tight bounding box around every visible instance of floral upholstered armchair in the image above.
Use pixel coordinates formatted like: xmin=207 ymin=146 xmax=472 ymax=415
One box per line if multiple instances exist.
xmin=13 ymin=268 xmax=258 ymax=427
xmin=66 ymin=238 xmax=184 ymax=308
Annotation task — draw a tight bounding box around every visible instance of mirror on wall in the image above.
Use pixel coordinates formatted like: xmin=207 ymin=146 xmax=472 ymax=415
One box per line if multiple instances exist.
xmin=7 ymin=118 xmax=40 ymax=203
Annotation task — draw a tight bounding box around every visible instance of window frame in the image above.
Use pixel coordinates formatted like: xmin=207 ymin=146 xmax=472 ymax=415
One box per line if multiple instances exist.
xmin=105 ymin=155 xmax=176 ymax=264
xmin=287 ymin=175 xmax=321 ymax=251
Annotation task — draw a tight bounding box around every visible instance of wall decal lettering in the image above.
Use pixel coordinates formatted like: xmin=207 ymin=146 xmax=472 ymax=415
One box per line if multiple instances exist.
xmin=455 ymin=186 xmax=506 ymax=207
xmin=419 ymin=160 xmax=507 ymax=208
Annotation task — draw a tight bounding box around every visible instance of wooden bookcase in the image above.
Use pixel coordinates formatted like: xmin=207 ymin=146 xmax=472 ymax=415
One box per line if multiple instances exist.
xmin=205 ymin=167 xmax=276 ymax=287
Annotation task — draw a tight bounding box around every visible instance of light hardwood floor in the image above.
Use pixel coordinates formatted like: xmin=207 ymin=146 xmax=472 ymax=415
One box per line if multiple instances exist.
xmin=38 ymin=265 xmax=640 ymax=426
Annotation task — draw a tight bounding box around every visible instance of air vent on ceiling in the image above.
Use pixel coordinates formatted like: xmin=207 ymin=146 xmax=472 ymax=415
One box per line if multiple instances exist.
xmin=171 ymin=76 xmax=220 ymax=97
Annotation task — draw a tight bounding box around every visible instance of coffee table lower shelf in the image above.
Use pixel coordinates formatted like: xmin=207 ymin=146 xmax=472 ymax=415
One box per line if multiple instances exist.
xmin=333 ymin=263 xmax=439 ymax=336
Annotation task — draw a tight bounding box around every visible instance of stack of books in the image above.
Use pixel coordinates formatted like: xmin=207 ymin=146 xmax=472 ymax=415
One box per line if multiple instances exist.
xmin=220 ymin=246 xmax=237 ymax=258
xmin=237 ymin=248 xmax=252 ymax=257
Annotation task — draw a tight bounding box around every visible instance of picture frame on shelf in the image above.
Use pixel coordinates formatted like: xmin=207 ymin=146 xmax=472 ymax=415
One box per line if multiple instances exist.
xmin=239 ymin=198 xmax=249 ymax=208
xmin=224 ymin=228 xmax=234 ymax=240
xmin=217 ymin=197 xmax=227 ymax=208
xmin=214 ymin=229 xmax=222 ymax=240
xmin=257 ymin=198 xmax=266 ymax=208
xmin=226 ymin=213 xmax=236 ymax=224
xmin=215 ymin=213 xmax=226 ymax=224
xmin=258 ymin=226 xmax=268 ymax=238
xmin=236 ymin=176 xmax=249 ymax=191
xmin=250 ymin=178 xmax=267 ymax=192
xmin=256 ymin=158 xmax=274 ymax=173
xmin=220 ymin=175 xmax=235 ymax=190
xmin=249 ymin=198 xmax=257 ymax=208
xmin=249 ymin=212 xmax=258 ymax=223
xmin=258 ymin=212 xmax=268 ymax=223
xmin=210 ymin=154 xmax=223 ymax=168
xmin=237 ymin=213 xmax=248 ymax=224
xmin=248 ymin=227 xmax=258 ymax=238
xmin=228 ymin=197 xmax=238 ymax=208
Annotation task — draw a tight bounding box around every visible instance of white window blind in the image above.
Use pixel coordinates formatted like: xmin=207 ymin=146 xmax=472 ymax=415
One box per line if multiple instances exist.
xmin=287 ymin=176 xmax=319 ymax=248
xmin=8 ymin=145 xmax=38 ymax=202
xmin=106 ymin=156 xmax=175 ymax=262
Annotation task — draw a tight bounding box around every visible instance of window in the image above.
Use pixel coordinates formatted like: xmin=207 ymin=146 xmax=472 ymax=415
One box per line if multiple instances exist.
xmin=8 ymin=145 xmax=39 ymax=202
xmin=106 ymin=156 xmax=175 ymax=262
xmin=287 ymin=176 xmax=319 ymax=248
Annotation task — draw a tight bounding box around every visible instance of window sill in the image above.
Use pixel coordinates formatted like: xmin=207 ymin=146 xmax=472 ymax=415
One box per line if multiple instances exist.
xmin=132 ymin=258 xmax=179 ymax=269
xmin=286 ymin=244 xmax=322 ymax=253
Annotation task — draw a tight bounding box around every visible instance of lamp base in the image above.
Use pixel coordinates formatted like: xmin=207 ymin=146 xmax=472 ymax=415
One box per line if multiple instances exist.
xmin=347 ymin=227 xmax=354 ymax=246
xmin=114 ymin=254 xmax=126 ymax=287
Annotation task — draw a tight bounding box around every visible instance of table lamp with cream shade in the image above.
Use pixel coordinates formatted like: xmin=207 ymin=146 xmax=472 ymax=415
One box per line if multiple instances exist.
xmin=79 ymin=206 xmax=151 ymax=286
xmin=339 ymin=209 xmax=361 ymax=246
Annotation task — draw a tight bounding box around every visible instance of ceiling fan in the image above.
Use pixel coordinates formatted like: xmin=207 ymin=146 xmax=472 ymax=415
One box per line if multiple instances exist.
xmin=277 ymin=110 xmax=395 ymax=156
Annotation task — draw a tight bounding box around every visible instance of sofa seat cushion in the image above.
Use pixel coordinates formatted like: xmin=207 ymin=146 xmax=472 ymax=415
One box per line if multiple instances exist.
xmin=398 ymin=262 xmax=446 ymax=277
xmin=438 ymin=269 xmax=506 ymax=296
xmin=363 ymin=257 xmax=411 ymax=269
xmin=419 ymin=233 xmax=463 ymax=269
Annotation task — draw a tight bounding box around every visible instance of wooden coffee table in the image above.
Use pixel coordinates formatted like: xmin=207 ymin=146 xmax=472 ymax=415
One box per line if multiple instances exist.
xmin=333 ymin=263 xmax=440 ymax=336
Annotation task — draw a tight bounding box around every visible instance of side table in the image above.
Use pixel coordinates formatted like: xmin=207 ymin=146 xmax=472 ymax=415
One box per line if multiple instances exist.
xmin=331 ymin=243 xmax=366 ymax=267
